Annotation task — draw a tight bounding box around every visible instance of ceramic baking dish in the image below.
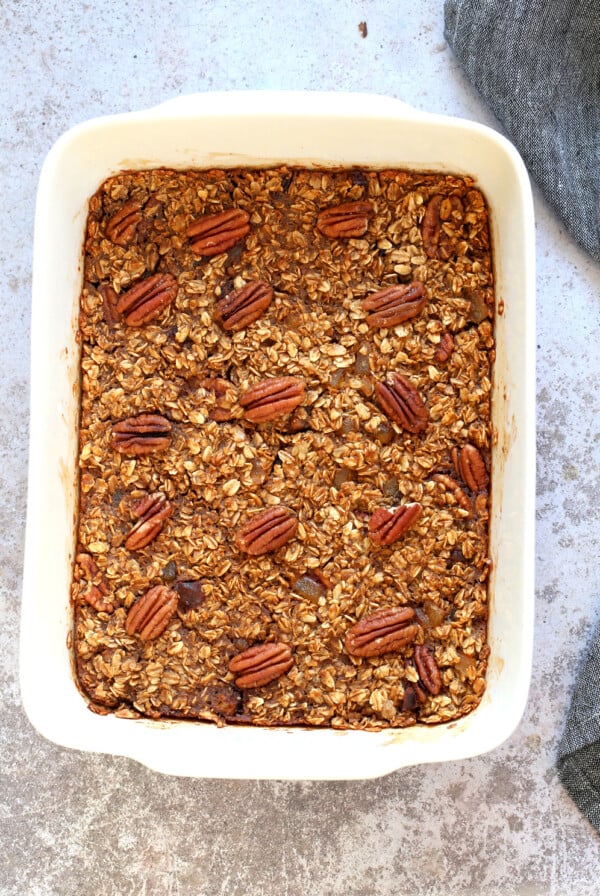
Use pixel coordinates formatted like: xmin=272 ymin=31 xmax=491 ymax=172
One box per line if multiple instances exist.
xmin=21 ymin=91 xmax=535 ymax=779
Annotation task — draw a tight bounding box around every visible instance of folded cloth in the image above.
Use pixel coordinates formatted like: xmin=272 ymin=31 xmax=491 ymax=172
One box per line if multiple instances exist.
xmin=444 ymin=0 xmax=600 ymax=262
xmin=556 ymin=617 xmax=600 ymax=834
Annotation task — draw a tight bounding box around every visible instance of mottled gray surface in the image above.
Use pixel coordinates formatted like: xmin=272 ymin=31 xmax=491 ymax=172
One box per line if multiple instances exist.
xmin=2 ymin=1 xmax=600 ymax=894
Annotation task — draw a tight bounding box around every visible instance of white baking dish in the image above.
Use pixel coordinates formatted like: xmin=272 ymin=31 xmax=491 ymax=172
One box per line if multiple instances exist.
xmin=21 ymin=91 xmax=535 ymax=779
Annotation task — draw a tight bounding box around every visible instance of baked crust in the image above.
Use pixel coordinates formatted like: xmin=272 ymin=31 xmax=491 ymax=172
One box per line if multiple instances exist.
xmin=72 ymin=166 xmax=494 ymax=730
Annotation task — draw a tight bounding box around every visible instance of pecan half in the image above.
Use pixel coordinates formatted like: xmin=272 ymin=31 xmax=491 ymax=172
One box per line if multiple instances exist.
xmin=362 ymin=281 xmax=428 ymax=328
xmin=240 ymin=376 xmax=306 ymax=423
xmin=116 ymin=273 xmax=178 ymax=326
xmin=432 ymin=473 xmax=471 ymax=516
xmin=98 ymin=283 xmax=121 ymax=328
xmin=228 ymin=642 xmax=294 ymax=688
xmin=434 ymin=332 xmax=454 ymax=363
xmin=422 ymin=194 xmax=464 ymax=260
xmin=125 ymin=492 xmax=172 ymax=550
xmin=454 ymin=444 xmax=489 ymax=492
xmin=368 ymin=503 xmax=422 ymax=545
xmin=344 ymin=607 xmax=420 ymax=657
xmin=105 ymin=199 xmax=142 ymax=246
xmin=235 ymin=505 xmax=298 ymax=555
xmin=125 ymin=585 xmax=178 ymax=640
xmin=421 ymin=194 xmax=443 ymax=259
xmin=111 ymin=414 xmax=172 ymax=456
xmin=187 ymin=208 xmax=250 ymax=256
xmin=317 ymin=200 xmax=374 ymax=238
xmin=375 ymin=373 xmax=429 ymax=434
xmin=214 ymin=280 xmax=273 ymax=331
xmin=414 ymin=644 xmax=442 ymax=695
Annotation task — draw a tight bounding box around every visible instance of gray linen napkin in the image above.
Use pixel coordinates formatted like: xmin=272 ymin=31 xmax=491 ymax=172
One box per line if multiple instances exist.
xmin=444 ymin=0 xmax=600 ymax=262
xmin=556 ymin=618 xmax=600 ymax=833
xmin=444 ymin=0 xmax=600 ymax=834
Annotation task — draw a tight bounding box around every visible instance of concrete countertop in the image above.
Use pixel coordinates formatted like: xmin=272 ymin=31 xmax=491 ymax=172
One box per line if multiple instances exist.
xmin=2 ymin=2 xmax=599 ymax=893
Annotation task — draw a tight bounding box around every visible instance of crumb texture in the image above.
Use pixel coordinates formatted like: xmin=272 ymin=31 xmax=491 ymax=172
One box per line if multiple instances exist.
xmin=73 ymin=166 xmax=494 ymax=730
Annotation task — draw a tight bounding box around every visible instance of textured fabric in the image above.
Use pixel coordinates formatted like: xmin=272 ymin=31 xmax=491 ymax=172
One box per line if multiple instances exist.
xmin=444 ymin=0 xmax=600 ymax=261
xmin=556 ymin=617 xmax=600 ymax=833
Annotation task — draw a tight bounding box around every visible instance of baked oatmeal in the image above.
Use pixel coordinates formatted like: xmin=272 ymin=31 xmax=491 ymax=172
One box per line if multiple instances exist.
xmin=72 ymin=166 xmax=494 ymax=729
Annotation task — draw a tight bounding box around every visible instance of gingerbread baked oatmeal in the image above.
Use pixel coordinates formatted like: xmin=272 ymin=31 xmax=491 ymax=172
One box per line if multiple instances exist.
xmin=72 ymin=166 xmax=494 ymax=730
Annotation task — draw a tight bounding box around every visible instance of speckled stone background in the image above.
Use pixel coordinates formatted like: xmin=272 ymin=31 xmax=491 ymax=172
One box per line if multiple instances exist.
xmin=2 ymin=1 xmax=600 ymax=893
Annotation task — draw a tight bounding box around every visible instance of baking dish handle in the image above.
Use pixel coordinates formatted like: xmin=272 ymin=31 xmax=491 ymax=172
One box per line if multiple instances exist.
xmin=151 ymin=91 xmax=428 ymax=119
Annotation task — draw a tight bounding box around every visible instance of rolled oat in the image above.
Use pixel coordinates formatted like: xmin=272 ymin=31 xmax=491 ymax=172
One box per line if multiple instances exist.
xmin=73 ymin=166 xmax=494 ymax=730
